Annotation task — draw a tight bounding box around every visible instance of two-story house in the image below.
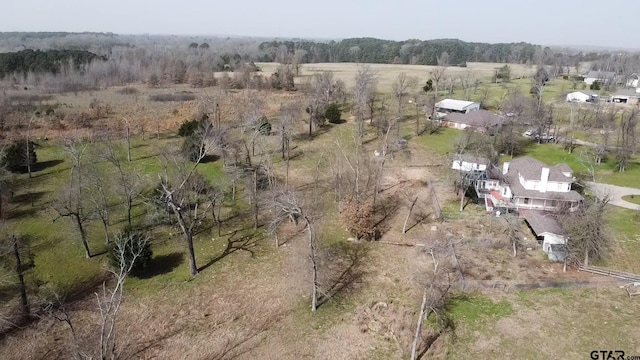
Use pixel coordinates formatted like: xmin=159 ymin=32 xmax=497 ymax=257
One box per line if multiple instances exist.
xmin=482 ymin=157 xmax=582 ymax=213
xmin=453 ymin=156 xmax=583 ymax=262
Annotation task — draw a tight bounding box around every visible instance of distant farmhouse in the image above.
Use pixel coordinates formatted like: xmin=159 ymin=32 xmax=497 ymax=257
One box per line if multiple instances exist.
xmin=626 ymin=73 xmax=639 ymax=88
xmin=434 ymin=99 xmax=504 ymax=133
xmin=441 ymin=110 xmax=505 ymax=133
xmin=452 ymin=156 xmax=583 ymax=261
xmin=583 ymin=70 xmax=617 ymax=86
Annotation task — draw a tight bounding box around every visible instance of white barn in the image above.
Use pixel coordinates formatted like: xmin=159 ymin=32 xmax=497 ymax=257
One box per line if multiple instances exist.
xmin=434 ymin=99 xmax=480 ymax=119
xmin=566 ymin=90 xmax=598 ymax=103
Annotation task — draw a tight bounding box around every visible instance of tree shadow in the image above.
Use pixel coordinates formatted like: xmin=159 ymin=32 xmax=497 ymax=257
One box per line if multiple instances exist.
xmin=371 ymin=194 xmax=402 ymax=240
xmin=328 ymin=119 xmax=346 ymax=125
xmin=31 ymin=159 xmax=64 ymax=172
xmin=9 ymin=191 xmax=47 ymax=205
xmin=201 ymin=154 xmax=220 ymax=163
xmin=316 ymin=242 xmax=367 ymax=309
xmin=6 ymin=207 xmax=39 ymax=220
xmin=198 ymin=230 xmax=262 ymax=272
xmin=135 ymin=252 xmax=184 ymax=279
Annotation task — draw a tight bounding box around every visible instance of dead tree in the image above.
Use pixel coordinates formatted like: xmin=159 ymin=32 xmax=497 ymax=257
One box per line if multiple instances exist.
xmin=95 ymin=231 xmax=149 ymax=360
xmin=558 ymin=196 xmax=611 ymax=267
xmin=104 ymin=143 xmax=144 ymax=227
xmin=157 ymin=122 xmax=214 ymax=277
xmin=615 ymin=109 xmax=638 ymax=172
xmin=391 ymin=73 xmax=418 ymax=137
xmin=410 ymin=246 xmax=452 ymax=360
xmin=352 ymin=65 xmax=378 ymax=141
xmin=268 ymin=188 xmax=318 ymax=311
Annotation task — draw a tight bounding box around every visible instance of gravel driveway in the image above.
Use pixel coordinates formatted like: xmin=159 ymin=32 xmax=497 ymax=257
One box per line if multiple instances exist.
xmin=586 ymin=182 xmax=640 ymax=210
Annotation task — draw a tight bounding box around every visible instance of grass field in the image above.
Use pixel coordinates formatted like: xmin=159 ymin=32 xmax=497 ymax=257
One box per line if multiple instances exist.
xmin=447 ymin=288 xmax=640 ymax=359
xmin=257 ymin=62 xmax=538 ymax=94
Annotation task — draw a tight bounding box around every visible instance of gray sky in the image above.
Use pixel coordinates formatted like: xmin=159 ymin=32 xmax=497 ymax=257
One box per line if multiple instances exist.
xmin=2 ymin=0 xmax=637 ymax=48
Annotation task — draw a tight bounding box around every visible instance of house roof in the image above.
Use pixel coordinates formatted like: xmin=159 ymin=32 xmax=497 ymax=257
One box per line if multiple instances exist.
xmin=612 ymin=89 xmax=640 ymax=97
xmin=569 ymin=90 xmax=597 ymax=96
xmin=457 ymin=154 xmax=490 ymax=165
xmin=503 ymin=157 xmax=583 ymax=202
xmin=585 ymin=71 xmax=617 ymax=79
xmin=521 ymin=210 xmax=564 ymax=237
xmin=507 ymin=178 xmax=584 ymax=202
xmin=443 ymin=110 xmax=504 ymax=127
xmin=507 ymin=157 xmax=573 ymax=183
xmin=435 ymin=99 xmax=478 ymax=111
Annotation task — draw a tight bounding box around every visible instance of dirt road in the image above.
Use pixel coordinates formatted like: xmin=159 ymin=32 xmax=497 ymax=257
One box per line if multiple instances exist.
xmin=587 ymin=182 xmax=640 ymax=210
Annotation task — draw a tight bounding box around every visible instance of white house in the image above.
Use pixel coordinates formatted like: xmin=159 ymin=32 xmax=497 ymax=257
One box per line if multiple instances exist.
xmin=479 ymin=157 xmax=582 ymax=213
xmin=566 ymin=90 xmax=598 ymax=103
xmin=434 ymin=99 xmax=480 ymax=119
xmin=626 ymin=73 xmax=639 ymax=88
xmin=521 ymin=210 xmax=566 ymax=262
xmin=583 ymin=71 xmax=617 ymax=86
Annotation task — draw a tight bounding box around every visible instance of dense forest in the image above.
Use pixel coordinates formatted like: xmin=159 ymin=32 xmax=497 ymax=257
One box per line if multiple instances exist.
xmin=0 ymin=49 xmax=105 ymax=78
xmin=257 ymin=38 xmax=609 ymax=66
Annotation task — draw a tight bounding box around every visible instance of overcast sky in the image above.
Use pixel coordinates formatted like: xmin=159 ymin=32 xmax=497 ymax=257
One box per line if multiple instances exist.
xmin=1 ymin=0 xmax=637 ymax=48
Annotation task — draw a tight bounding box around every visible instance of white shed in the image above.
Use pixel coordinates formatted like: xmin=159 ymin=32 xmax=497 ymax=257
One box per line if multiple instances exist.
xmin=522 ymin=211 xmax=567 ymax=262
xmin=566 ymin=90 xmax=598 ymax=103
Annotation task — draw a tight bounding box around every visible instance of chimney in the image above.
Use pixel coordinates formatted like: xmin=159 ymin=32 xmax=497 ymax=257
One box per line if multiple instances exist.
xmin=540 ymin=167 xmax=550 ymax=193
xmin=502 ymin=162 xmax=510 ymax=175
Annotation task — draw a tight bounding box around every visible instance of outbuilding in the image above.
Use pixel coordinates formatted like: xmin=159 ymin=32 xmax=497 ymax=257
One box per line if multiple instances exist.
xmin=566 ymin=90 xmax=598 ymax=103
xmin=521 ymin=210 xmax=566 ymax=262
xmin=434 ymin=99 xmax=480 ymax=119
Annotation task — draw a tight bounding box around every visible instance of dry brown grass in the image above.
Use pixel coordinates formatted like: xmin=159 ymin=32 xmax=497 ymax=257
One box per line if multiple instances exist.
xmin=258 ymin=62 xmax=537 ymax=92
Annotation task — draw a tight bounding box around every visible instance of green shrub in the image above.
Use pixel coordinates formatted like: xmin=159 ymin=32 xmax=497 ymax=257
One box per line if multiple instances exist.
xmin=109 ymin=229 xmax=152 ymax=277
xmin=1 ymin=140 xmax=37 ymax=173
xmin=325 ymin=103 xmax=342 ymax=124
xmin=253 ymin=116 xmax=272 ymax=135
xmin=180 ymin=134 xmax=203 ymax=161
xmin=178 ymin=114 xmax=208 ymax=137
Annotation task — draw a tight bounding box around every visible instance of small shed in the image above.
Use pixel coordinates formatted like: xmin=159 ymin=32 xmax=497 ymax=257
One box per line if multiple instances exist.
xmin=521 ymin=210 xmax=566 ymax=262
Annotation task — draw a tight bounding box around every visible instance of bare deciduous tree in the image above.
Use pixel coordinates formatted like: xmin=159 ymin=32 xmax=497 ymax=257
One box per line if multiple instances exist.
xmin=558 ymin=196 xmax=611 ymax=267
xmin=391 ymin=73 xmax=418 ymax=136
xmin=268 ymin=188 xmax=318 ymax=311
xmin=156 ymin=121 xmax=214 ymax=277
xmin=352 ymin=65 xmax=378 ymax=141
xmin=615 ymin=108 xmax=637 ymax=172
xmin=96 ymin=231 xmax=150 ymax=360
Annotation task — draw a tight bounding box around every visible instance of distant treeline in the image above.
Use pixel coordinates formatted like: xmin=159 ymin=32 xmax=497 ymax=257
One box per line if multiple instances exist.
xmin=0 ymin=49 xmax=105 ymax=78
xmin=258 ymin=38 xmax=600 ymax=66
